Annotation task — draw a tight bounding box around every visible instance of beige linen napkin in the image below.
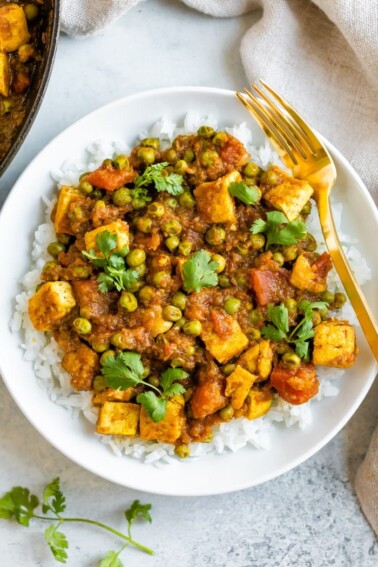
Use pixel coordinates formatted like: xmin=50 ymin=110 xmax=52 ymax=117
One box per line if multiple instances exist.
xmin=62 ymin=0 xmax=378 ymax=533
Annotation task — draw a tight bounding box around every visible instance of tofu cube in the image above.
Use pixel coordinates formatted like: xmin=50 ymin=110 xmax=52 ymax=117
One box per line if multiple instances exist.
xmin=54 ymin=186 xmax=84 ymax=235
xmin=139 ymin=396 xmax=185 ymax=443
xmin=290 ymin=254 xmax=327 ymax=294
xmin=62 ymin=344 xmax=99 ymax=391
xmin=313 ymin=320 xmax=358 ymax=368
xmin=142 ymin=305 xmax=173 ymax=337
xmin=28 ymin=281 xmax=76 ymax=331
xmin=225 ymin=365 xmax=256 ymax=409
xmin=238 ymin=340 xmax=273 ymax=381
xmin=263 ymin=180 xmax=313 ymax=222
xmin=194 ymin=171 xmax=240 ymax=223
xmin=201 ymin=314 xmax=249 ymax=364
xmin=242 ymin=388 xmax=273 ymax=420
xmin=0 ymin=52 xmax=10 ymax=96
xmin=92 ymin=387 xmax=135 ymax=406
xmin=0 ymin=5 xmax=30 ymax=52
xmin=85 ymin=220 xmax=129 ymax=255
xmin=96 ymin=402 xmax=140 ymax=436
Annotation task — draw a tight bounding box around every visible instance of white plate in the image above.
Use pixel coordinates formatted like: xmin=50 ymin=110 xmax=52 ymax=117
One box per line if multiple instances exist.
xmin=0 ymin=87 xmax=377 ymax=496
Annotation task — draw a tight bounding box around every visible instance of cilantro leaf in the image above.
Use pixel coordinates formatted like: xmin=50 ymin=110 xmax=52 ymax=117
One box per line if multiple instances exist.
xmin=160 ymin=368 xmax=189 ymax=393
xmin=96 ymin=231 xmax=118 ymax=258
xmin=0 ymin=487 xmax=39 ymax=527
xmin=130 ymin=186 xmax=152 ymax=203
xmin=42 ymin=478 xmax=66 ymax=515
xmin=250 ymin=211 xmax=307 ymax=248
xmin=294 ymin=340 xmax=309 ymax=359
xmin=135 ymin=162 xmax=184 ymax=195
xmin=267 ymin=304 xmax=289 ymax=335
xmin=137 ymin=392 xmax=167 ymax=422
xmin=182 ymin=249 xmax=219 ymax=293
xmin=228 ymin=181 xmax=260 ymax=205
xmin=261 ymin=324 xmax=286 ymax=342
xmin=45 ymin=526 xmax=69 ymax=564
xmin=125 ymin=500 xmax=152 ymax=526
xmin=100 ymin=551 xmax=124 ymax=567
xmin=102 ymin=352 xmax=145 ymax=390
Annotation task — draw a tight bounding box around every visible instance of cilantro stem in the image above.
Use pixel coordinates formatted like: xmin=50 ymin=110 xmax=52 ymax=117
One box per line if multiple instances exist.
xmin=33 ymin=515 xmax=154 ymax=555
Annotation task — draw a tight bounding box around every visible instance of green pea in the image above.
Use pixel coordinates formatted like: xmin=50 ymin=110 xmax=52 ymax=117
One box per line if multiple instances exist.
xmin=273 ymin=252 xmax=285 ymax=267
xmin=91 ymin=189 xmax=104 ymax=200
xmin=47 ymin=242 xmax=65 ymax=257
xmin=301 ymin=201 xmax=312 ymax=215
xmin=263 ymin=169 xmax=279 ymax=185
xmin=284 ymin=298 xmax=298 ymax=319
xmin=162 ymin=219 xmax=182 ymax=236
xmin=141 ymin=137 xmax=160 ymax=149
xmin=137 ymin=147 xmax=155 ymax=164
xmin=127 ymin=280 xmax=144 ymax=293
xmin=179 ymin=241 xmax=192 ymax=256
xmin=283 ymin=245 xmax=299 ymax=262
xmin=163 ymin=305 xmax=182 ymax=322
xmin=92 ymin=340 xmax=110 ymax=353
xmin=282 ymin=352 xmax=301 ymax=368
xmin=148 ymin=374 xmax=160 ymax=388
xmin=71 ymin=265 xmax=91 ymax=279
xmin=184 ymin=388 xmax=193 ymax=401
xmin=183 ymin=320 xmax=202 ymax=336
xmin=165 ymin=197 xmax=178 ymax=209
xmin=113 ymin=188 xmax=132 ymax=206
xmin=250 ymin=233 xmax=265 ymax=251
xmin=243 ymin=162 xmax=260 ymax=178
xmin=205 ymin=225 xmax=226 ymax=246
xmin=79 ymin=180 xmax=93 ymax=194
xmin=148 ymin=202 xmax=165 ymax=217
xmin=222 ymin=364 xmax=236 ymax=376
xmin=218 ymin=275 xmax=231 ymax=288
xmin=312 ymin=311 xmax=322 ymax=326
xmin=139 ymin=285 xmax=155 ymax=304
xmin=152 ymin=271 xmax=171 ymax=288
xmin=197 ymin=126 xmax=215 ymax=138
xmin=110 ymin=333 xmax=124 ymax=349
xmin=200 ymin=150 xmax=219 ymax=167
xmin=165 ymin=236 xmax=180 ymax=252
xmin=56 ymin=233 xmax=71 ymax=245
xmin=2 ymin=99 xmax=14 ymax=113
xmin=174 ymin=317 xmax=187 ymax=329
xmin=179 ymin=192 xmax=195 ymax=209
xmin=174 ymin=444 xmax=190 ymax=459
xmin=100 ymin=350 xmax=116 ymax=365
xmin=172 ymin=292 xmax=187 ymax=311
xmin=171 ymin=357 xmax=185 ymax=368
xmin=184 ymin=149 xmax=195 ymax=163
xmin=333 ymin=292 xmax=347 ymax=309
xmin=166 ymin=149 xmax=178 ymax=163
xmin=212 ymin=254 xmax=226 ymax=273
xmin=93 ymin=375 xmax=106 ymax=392
xmin=219 ymin=404 xmax=234 ymax=421
xmin=136 ymin=216 xmax=152 ymax=233
xmin=248 ymin=328 xmax=261 ymax=340
xmin=305 ymin=233 xmax=317 ymax=252
xmin=175 ymin=160 xmax=188 ymax=175
xmin=321 ymin=290 xmax=335 ymax=304
xmin=131 ymin=197 xmax=147 ymax=210
xmin=119 ymin=292 xmax=138 ymax=312
xmin=112 ymin=155 xmax=129 ymax=170
xmin=213 ymin=131 xmax=228 ymax=146
xmin=126 ymin=249 xmax=146 ymax=267
xmin=224 ymin=297 xmax=241 ymax=315
xmin=73 ymin=317 xmax=92 ymax=335
xmin=24 ymin=3 xmax=39 ymax=20
xmin=236 ymin=244 xmax=249 ymax=257
xmin=142 ymin=366 xmax=151 ymax=379
xmin=249 ymin=309 xmax=263 ymax=325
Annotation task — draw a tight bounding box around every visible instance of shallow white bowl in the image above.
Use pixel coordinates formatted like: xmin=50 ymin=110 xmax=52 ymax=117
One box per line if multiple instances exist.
xmin=0 ymin=87 xmax=377 ymax=496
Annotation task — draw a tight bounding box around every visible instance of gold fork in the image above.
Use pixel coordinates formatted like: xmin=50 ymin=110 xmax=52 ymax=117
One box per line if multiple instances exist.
xmin=237 ymin=80 xmax=378 ymax=362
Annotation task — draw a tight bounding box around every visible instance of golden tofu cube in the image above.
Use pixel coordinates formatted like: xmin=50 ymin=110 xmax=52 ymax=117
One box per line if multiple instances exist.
xmin=92 ymin=387 xmax=135 ymax=406
xmin=290 ymin=254 xmax=327 ymax=294
xmin=194 ymin=171 xmax=240 ymax=223
xmin=313 ymin=320 xmax=358 ymax=368
xmin=263 ymin=180 xmax=313 ymax=222
xmin=201 ymin=315 xmax=249 ymax=364
xmin=85 ymin=220 xmax=129 ymax=255
xmin=62 ymin=344 xmax=99 ymax=391
xmin=238 ymin=340 xmax=273 ymax=381
xmin=28 ymin=281 xmax=76 ymax=332
xmin=225 ymin=365 xmax=256 ymax=409
xmin=243 ymin=388 xmax=273 ymax=420
xmin=54 ymin=185 xmax=84 ymax=235
xmin=97 ymin=402 xmax=140 ymax=436
xmin=0 ymin=5 xmax=30 ymax=52
xmin=139 ymin=396 xmax=185 ymax=443
xmin=0 ymin=52 xmax=10 ymax=96
xmin=141 ymin=305 xmax=173 ymax=337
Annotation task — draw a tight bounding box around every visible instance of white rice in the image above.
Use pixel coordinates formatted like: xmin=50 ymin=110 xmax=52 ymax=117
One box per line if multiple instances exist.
xmin=11 ymin=113 xmax=371 ymax=465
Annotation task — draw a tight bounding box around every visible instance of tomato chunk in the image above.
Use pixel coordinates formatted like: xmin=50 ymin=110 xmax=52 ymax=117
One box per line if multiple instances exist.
xmin=86 ymin=165 xmax=137 ymax=191
xmin=270 ymin=362 xmax=319 ymax=405
xmin=313 ymin=252 xmax=332 ymax=280
xmin=249 ymin=267 xmax=294 ymax=306
xmin=191 ymin=377 xmax=227 ymax=418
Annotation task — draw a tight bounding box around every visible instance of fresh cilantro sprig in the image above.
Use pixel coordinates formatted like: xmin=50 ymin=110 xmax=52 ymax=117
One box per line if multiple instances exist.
xmin=182 ymin=249 xmax=219 ymax=293
xmin=101 ymin=352 xmax=189 ymax=422
xmin=134 ymin=161 xmax=184 ymax=195
xmin=228 ymin=181 xmax=260 ymax=205
xmin=250 ymin=211 xmax=307 ymax=249
xmin=82 ymin=230 xmax=138 ymax=293
xmin=0 ymin=478 xmax=153 ymax=565
xmin=262 ymin=300 xmax=328 ymax=359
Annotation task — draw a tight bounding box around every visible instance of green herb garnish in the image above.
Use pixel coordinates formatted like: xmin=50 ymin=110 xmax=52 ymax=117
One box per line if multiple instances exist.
xmin=182 ymin=249 xmax=219 ymax=293
xmin=101 ymin=352 xmax=188 ymax=422
xmin=82 ymin=230 xmax=138 ymax=292
xmin=261 ymin=300 xmax=328 ymax=359
xmin=228 ymin=181 xmax=260 ymax=205
xmin=250 ymin=211 xmax=307 ymax=249
xmin=134 ymin=162 xmax=183 ymax=195
xmin=0 ymin=478 xmax=153 ymax=565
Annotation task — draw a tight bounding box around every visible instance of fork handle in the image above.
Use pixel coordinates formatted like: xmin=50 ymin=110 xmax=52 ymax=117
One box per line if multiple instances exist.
xmin=316 ymin=192 xmax=378 ymax=362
